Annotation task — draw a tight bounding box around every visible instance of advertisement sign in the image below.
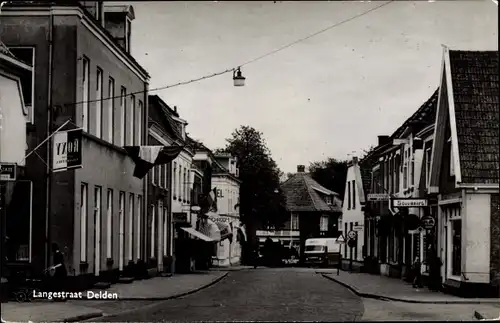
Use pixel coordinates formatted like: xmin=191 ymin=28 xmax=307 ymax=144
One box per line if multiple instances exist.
xmin=392 ymin=198 xmax=428 ymax=208
xmin=421 ymin=215 xmax=436 ymax=229
xmin=52 ymin=129 xmax=82 ymax=172
xmin=367 ymin=193 xmax=390 ymax=201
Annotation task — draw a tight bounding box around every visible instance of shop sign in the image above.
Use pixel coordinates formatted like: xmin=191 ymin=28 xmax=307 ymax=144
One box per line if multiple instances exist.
xmin=353 ymin=225 xmax=364 ymax=231
xmin=367 ymin=193 xmax=390 ymax=201
xmin=173 ymin=213 xmax=187 ymax=223
xmin=52 ymin=129 xmax=82 ymax=172
xmin=421 ymin=215 xmax=436 ymax=229
xmin=0 ymin=163 xmax=16 ymax=181
xmin=392 ymin=198 xmax=428 ymax=208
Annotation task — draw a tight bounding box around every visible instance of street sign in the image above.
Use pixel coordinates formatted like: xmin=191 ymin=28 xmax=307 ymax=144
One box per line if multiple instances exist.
xmin=353 ymin=225 xmax=364 ymax=231
xmin=52 ymin=128 xmax=83 ymax=172
xmin=347 ymin=230 xmax=357 ymax=240
xmin=367 ymin=193 xmax=390 ymax=201
xmin=0 ymin=163 xmax=16 ymax=181
xmin=336 ymin=234 xmax=346 ymax=243
xmin=392 ymin=198 xmax=428 ymax=208
xmin=421 ymin=215 xmax=436 ymax=229
xmin=347 ymin=239 xmax=356 ymax=248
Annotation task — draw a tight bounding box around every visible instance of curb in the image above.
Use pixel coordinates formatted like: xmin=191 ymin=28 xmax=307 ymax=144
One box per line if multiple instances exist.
xmin=321 ymin=274 xmax=500 ymax=305
xmin=64 ymin=312 xmax=104 ymax=322
xmin=83 ymin=272 xmax=229 ymax=321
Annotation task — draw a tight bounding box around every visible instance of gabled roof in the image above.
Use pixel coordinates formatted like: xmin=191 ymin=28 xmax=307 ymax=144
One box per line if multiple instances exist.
xmin=281 ymin=172 xmax=342 ymax=213
xmin=148 ymin=95 xmax=183 ymax=142
xmin=446 ymin=49 xmax=499 ymax=185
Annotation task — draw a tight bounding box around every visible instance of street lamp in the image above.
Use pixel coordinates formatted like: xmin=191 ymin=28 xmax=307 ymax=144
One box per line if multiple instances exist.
xmin=233 ymin=67 xmax=246 ymax=87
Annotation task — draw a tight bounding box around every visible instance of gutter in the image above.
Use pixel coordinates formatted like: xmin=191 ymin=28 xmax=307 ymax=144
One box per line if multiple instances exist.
xmin=456 ymin=183 xmax=499 ymax=189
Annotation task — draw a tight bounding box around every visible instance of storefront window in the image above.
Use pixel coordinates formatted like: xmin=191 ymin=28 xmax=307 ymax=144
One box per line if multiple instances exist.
xmin=451 ymin=220 xmax=461 ymax=276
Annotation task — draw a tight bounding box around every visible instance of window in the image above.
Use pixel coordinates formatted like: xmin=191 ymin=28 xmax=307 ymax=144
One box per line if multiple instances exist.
xmin=178 ymin=166 xmax=182 ymax=200
xmin=118 ymin=192 xmax=125 ymax=270
xmin=82 ymin=57 xmax=90 ymax=132
xmin=94 ymin=186 xmax=102 ymax=273
xmin=8 ymin=47 xmax=35 ymax=123
xmin=163 ymin=207 xmax=168 ymax=257
xmin=347 ymin=181 xmax=351 ymax=209
xmin=352 ymin=180 xmax=356 ymax=209
xmin=119 ymin=87 xmax=126 ymax=146
xmin=80 ymin=183 xmax=88 ymax=262
xmin=106 ymin=189 xmax=113 ymax=259
xmin=354 ymin=221 xmax=358 ymax=259
xmin=410 ymin=153 xmax=415 ymax=186
xmin=129 ymin=94 xmax=135 ymax=145
xmin=425 ymin=148 xmax=432 ymax=188
xmin=173 ymin=162 xmax=177 ymax=197
xmin=151 ymin=204 xmax=156 ymax=258
xmin=137 ymin=195 xmax=142 ymax=260
xmin=164 ymin=164 xmax=168 ymax=192
xmin=320 ymin=215 xmax=328 ymax=232
xmin=137 ymin=100 xmax=143 ymax=146
xmin=128 ymin=193 xmax=134 ymax=261
xmin=151 ymin=165 xmax=156 ymax=186
xmin=395 ymin=156 xmax=400 ymax=192
xmin=403 ymin=150 xmax=408 ymax=190
xmin=108 ymin=77 xmax=115 ymax=143
xmin=95 ymin=67 xmax=103 ymax=138
xmin=159 ymin=165 xmax=164 ymax=188
xmin=291 ymin=214 xmax=299 ymax=230
xmin=451 ymin=219 xmax=461 ymax=276
xmin=183 ymin=169 xmax=187 ymax=201
xmin=157 ymin=201 xmax=163 ymax=260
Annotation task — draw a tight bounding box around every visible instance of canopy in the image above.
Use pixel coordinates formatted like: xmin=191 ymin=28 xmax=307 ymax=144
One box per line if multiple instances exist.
xmin=180 ymin=227 xmax=214 ymax=242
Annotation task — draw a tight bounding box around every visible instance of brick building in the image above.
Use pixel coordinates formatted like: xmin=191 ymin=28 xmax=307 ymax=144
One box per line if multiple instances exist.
xmin=1 ymin=2 xmax=149 ymax=287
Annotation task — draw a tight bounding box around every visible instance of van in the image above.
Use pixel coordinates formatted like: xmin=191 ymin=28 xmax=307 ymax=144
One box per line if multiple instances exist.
xmin=304 ymin=238 xmax=342 ymax=267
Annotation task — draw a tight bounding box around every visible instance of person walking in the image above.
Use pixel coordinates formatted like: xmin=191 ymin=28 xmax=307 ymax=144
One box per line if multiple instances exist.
xmin=412 ymin=256 xmax=422 ymax=288
xmin=427 ymin=246 xmax=443 ymax=291
xmin=50 ymin=243 xmax=67 ymax=298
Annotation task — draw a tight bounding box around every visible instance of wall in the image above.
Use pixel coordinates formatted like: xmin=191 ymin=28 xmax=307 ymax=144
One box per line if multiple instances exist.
xmin=490 ymin=194 xmax=500 ymax=287
xmin=171 ymin=150 xmax=192 ymax=217
xmin=212 ymin=175 xmax=239 ymax=217
xmin=0 ymin=14 xmax=52 ymax=272
xmin=463 ymin=192 xmax=491 ymax=283
xmin=341 ymin=164 xmax=364 ymax=261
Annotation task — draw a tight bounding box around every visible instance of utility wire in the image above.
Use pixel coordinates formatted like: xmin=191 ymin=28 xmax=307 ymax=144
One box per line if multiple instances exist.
xmin=62 ymin=0 xmax=394 ymax=108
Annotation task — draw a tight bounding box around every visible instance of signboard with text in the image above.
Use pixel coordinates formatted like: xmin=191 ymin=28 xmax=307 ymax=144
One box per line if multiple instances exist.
xmin=0 ymin=163 xmax=16 ymax=181
xmin=52 ymin=129 xmax=82 ymax=172
xmin=367 ymin=194 xmax=390 ymax=201
xmin=421 ymin=215 xmax=436 ymax=229
xmin=392 ymin=198 xmax=428 ymax=208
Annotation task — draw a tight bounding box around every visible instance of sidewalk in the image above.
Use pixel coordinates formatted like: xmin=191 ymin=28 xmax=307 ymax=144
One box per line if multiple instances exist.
xmin=1 ymin=270 xmax=228 ymax=322
xmin=322 ymin=271 xmax=500 ymax=305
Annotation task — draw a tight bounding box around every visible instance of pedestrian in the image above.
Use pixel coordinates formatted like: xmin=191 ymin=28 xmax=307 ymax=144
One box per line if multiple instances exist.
xmin=253 ymin=245 xmax=260 ymax=269
xmin=412 ymin=256 xmax=422 ymax=288
xmin=50 ymin=243 xmax=67 ymax=299
xmin=427 ymin=246 xmax=443 ymax=291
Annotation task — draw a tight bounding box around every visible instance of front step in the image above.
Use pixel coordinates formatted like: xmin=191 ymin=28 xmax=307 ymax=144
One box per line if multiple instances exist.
xmin=117 ymin=277 xmax=134 ymax=284
xmin=93 ymin=282 xmax=111 ymax=289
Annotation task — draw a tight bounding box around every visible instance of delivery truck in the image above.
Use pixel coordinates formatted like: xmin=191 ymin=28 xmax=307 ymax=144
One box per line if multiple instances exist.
xmin=304 ymin=238 xmax=342 ymax=267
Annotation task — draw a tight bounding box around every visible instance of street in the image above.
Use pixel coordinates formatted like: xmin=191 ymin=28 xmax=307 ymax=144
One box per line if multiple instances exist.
xmin=93 ymin=268 xmax=364 ymax=322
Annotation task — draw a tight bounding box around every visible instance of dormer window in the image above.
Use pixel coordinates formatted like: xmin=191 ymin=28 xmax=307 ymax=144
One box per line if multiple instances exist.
xmin=126 ymin=18 xmax=131 ymax=53
xmin=325 ymin=195 xmax=333 ymax=205
xmin=448 ymin=137 xmax=455 ymax=177
xmin=95 ymin=1 xmax=104 ymax=26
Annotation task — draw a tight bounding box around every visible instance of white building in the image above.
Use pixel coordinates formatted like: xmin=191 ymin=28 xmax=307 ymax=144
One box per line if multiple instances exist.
xmin=210 ymin=154 xmax=242 ymax=267
xmin=340 ymin=156 xmax=367 ymax=269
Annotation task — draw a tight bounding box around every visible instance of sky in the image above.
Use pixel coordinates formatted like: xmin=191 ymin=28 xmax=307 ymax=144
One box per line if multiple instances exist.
xmin=127 ymin=0 xmax=498 ymax=174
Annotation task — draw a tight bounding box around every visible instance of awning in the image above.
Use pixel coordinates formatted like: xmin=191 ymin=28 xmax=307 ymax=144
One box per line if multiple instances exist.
xmin=199 ymin=218 xmax=221 ymax=241
xmin=180 ymin=227 xmax=214 ymax=242
xmin=207 ymin=212 xmax=234 ymax=242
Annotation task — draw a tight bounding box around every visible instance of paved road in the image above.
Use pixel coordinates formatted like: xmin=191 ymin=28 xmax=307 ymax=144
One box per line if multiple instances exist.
xmin=93 ymin=268 xmax=365 ymax=322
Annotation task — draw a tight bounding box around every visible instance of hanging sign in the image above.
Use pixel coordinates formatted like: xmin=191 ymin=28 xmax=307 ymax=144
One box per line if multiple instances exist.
xmin=392 ymin=198 xmax=428 ymax=208
xmin=421 ymin=215 xmax=436 ymax=229
xmin=52 ymin=129 xmax=83 ymax=172
xmin=367 ymin=193 xmax=390 ymax=201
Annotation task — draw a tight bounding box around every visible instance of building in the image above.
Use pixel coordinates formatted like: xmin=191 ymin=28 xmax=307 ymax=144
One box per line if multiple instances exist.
xmin=211 ymin=153 xmax=242 ymax=266
xmin=1 ymin=2 xmax=150 ymax=288
xmin=278 ymin=165 xmax=343 ymax=260
xmin=146 ymin=95 xmax=181 ymax=275
xmin=0 ymin=42 xmax=32 ymax=300
xmin=428 ymin=48 xmax=499 ymax=297
xmin=363 ymin=90 xmax=438 ymax=278
xmin=340 ymin=156 xmax=369 ymax=270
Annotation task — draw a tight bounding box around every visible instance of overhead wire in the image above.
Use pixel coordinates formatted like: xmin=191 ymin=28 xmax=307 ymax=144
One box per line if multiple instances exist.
xmin=64 ymin=0 xmax=394 ymax=107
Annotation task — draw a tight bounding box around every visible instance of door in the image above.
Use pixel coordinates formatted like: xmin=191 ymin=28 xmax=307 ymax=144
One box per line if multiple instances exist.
xmin=94 ymin=187 xmax=102 ymax=275
xmin=119 ymin=192 xmax=125 ymax=271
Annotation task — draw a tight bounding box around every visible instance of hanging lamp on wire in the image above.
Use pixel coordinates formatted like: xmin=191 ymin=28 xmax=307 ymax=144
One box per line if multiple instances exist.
xmin=233 ymin=67 xmax=246 ymax=87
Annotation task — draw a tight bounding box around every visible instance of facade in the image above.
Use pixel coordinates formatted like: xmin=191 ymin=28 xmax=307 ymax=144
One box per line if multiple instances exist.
xmin=1 ymin=2 xmax=150 ymax=286
xmin=428 ymin=48 xmax=499 ymax=297
xmin=340 ymin=156 xmax=368 ymax=269
xmin=364 ymin=90 xmax=438 ymax=278
xmin=0 ymin=43 xmax=32 ymax=296
xmin=211 ymin=153 xmax=242 ymax=266
xmin=279 ymin=165 xmax=342 ymax=260
xmin=147 ymin=95 xmax=180 ymax=274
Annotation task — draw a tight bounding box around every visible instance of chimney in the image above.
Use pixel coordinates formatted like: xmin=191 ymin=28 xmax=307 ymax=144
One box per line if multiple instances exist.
xmin=297 ymin=165 xmax=305 ymax=173
xmin=352 ymin=156 xmax=358 ymax=165
xmin=174 ymin=106 xmax=177 ymax=113
xmin=377 ymin=135 xmax=390 ymax=147
xmin=103 ymin=5 xmax=135 ymax=54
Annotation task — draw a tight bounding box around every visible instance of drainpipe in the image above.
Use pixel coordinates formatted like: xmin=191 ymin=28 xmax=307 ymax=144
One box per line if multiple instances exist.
xmin=44 ymin=10 xmax=54 ymax=270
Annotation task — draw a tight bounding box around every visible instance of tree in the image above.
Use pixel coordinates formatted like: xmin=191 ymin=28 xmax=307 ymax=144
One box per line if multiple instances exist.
xmin=309 ymin=158 xmax=349 ymax=200
xmin=218 ymin=126 xmax=288 ymax=241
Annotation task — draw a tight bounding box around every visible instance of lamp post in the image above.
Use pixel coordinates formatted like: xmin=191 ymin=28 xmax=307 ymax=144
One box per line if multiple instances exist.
xmin=233 ymin=67 xmax=245 ymax=87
